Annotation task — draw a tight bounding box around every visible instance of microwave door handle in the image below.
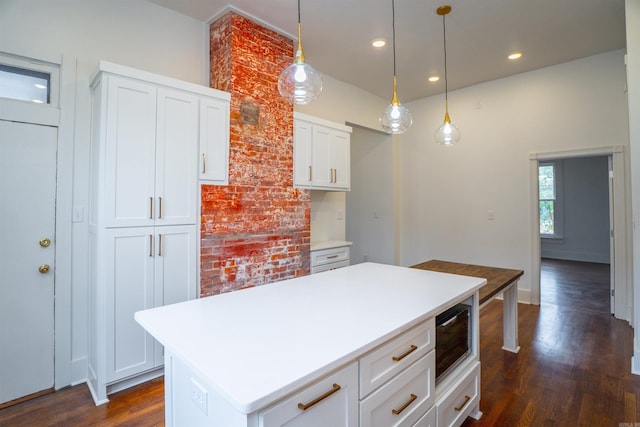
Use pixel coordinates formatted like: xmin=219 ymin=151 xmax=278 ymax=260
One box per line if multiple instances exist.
xmin=440 ymin=315 xmax=459 ymax=327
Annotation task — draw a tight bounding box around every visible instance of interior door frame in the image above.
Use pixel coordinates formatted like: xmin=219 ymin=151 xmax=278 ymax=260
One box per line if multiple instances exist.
xmin=0 ymin=50 xmax=76 ymax=390
xmin=529 ymin=145 xmax=631 ymax=322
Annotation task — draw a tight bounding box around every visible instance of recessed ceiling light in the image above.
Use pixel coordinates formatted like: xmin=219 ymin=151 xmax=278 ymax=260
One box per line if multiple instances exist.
xmin=428 ymin=76 xmax=440 ymax=82
xmin=508 ymin=52 xmax=523 ymax=61
xmin=372 ymin=39 xmax=386 ymax=48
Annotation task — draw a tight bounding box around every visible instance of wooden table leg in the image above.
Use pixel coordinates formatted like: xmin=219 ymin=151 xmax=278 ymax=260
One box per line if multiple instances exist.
xmin=501 ymin=281 xmax=521 ymax=353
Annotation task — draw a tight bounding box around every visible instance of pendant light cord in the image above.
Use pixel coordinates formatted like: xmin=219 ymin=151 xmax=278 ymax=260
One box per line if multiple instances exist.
xmin=442 ymin=12 xmax=448 ymax=104
xmin=297 ymin=0 xmax=301 ymax=24
xmin=392 ymin=0 xmax=397 ymax=77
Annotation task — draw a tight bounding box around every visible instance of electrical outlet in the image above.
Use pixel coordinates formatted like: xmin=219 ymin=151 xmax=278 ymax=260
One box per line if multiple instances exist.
xmin=190 ymin=378 xmax=208 ymax=415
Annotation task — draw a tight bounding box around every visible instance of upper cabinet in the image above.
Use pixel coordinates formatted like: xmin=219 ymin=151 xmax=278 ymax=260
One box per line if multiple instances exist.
xmin=294 ymin=112 xmax=352 ymax=191
xmin=90 ymin=61 xmax=230 ymax=224
xmin=199 ymin=97 xmax=230 ymax=184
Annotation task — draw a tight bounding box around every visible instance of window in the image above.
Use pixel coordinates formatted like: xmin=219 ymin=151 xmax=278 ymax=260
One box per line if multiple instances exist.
xmin=0 ymin=64 xmax=50 ymax=104
xmin=539 ymin=161 xmax=562 ymax=238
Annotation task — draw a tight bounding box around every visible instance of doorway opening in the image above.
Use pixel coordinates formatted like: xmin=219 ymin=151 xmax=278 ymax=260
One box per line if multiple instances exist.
xmin=529 ymin=146 xmax=630 ymax=322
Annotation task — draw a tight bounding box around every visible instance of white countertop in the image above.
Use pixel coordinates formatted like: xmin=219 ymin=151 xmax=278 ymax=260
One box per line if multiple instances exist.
xmin=310 ymin=240 xmax=352 ymax=251
xmin=135 ymin=262 xmax=485 ymax=414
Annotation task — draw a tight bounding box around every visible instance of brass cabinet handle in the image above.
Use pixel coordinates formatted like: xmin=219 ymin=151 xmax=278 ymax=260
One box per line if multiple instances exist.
xmin=149 ymin=234 xmax=153 ymax=257
xmin=39 ymin=264 xmax=50 ymax=274
xmin=202 ymin=153 xmax=207 ymax=174
xmin=149 ymin=197 xmax=153 ymax=219
xmin=158 ymin=197 xmax=163 ymax=219
xmin=326 ymin=255 xmax=339 ymax=259
xmin=297 ymin=383 xmax=341 ymax=411
xmin=454 ymin=395 xmax=471 ymax=412
xmin=392 ymin=344 xmax=418 ymax=362
xmin=308 ymin=165 xmax=312 ymax=181
xmin=392 ymin=393 xmax=417 ymax=415
xmin=39 ymin=238 xmax=51 ymax=248
xmin=158 ymin=234 xmax=162 ymax=256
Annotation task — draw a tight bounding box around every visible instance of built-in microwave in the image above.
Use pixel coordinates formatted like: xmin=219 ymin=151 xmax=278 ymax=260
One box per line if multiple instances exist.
xmin=435 ymin=303 xmax=472 ymax=384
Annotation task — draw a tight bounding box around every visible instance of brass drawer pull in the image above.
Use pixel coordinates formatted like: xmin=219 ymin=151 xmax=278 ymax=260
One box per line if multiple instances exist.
xmin=297 ymin=383 xmax=341 ymax=411
xmin=149 ymin=197 xmax=153 ymax=219
xmin=392 ymin=344 xmax=418 ymax=362
xmin=326 ymin=255 xmax=339 ymax=259
xmin=455 ymin=395 xmax=471 ymax=412
xmin=149 ymin=234 xmax=153 ymax=257
xmin=202 ymin=153 xmax=207 ymax=174
xmin=158 ymin=234 xmax=162 ymax=256
xmin=392 ymin=393 xmax=417 ymax=415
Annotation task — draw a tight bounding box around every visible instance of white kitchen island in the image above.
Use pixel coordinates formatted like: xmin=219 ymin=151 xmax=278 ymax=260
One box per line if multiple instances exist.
xmin=135 ymin=262 xmax=485 ymax=427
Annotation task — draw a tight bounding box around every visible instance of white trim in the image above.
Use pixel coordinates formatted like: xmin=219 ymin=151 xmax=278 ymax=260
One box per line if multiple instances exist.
xmin=528 ymin=146 xmax=630 ymax=322
xmin=54 ymin=55 xmax=76 ymax=390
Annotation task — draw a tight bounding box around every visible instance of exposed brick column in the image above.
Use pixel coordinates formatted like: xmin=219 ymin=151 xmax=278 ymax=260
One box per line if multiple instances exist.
xmin=201 ymin=12 xmax=310 ymax=296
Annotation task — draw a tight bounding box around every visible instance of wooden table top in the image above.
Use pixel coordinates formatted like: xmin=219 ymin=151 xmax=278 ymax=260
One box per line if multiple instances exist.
xmin=411 ymin=259 xmax=524 ymax=306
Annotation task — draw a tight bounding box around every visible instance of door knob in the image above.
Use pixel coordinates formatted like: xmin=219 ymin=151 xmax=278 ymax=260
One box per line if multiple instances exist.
xmin=40 ymin=238 xmax=51 ymax=248
xmin=39 ymin=264 xmax=50 ymax=274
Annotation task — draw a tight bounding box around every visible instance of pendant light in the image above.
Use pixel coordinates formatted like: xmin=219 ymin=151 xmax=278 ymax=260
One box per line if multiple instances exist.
xmin=434 ymin=5 xmax=461 ymax=146
xmin=278 ymin=0 xmax=323 ymax=105
xmin=380 ymin=0 xmax=412 ymax=134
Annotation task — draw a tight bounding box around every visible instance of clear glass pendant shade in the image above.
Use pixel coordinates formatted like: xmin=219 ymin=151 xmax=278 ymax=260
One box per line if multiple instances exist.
xmin=434 ymin=116 xmax=461 ymax=146
xmin=380 ymin=99 xmax=413 ymax=134
xmin=278 ymin=19 xmax=323 ymax=105
xmin=278 ymin=57 xmax=323 ymax=105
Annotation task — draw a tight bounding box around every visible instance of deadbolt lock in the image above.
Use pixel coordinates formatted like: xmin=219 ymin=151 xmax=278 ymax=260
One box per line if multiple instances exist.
xmin=40 ymin=238 xmax=51 ymax=248
xmin=39 ymin=264 xmax=50 ymax=274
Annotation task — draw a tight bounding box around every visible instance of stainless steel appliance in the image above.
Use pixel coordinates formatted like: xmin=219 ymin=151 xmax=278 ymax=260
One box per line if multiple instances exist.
xmin=435 ymin=303 xmax=472 ymax=384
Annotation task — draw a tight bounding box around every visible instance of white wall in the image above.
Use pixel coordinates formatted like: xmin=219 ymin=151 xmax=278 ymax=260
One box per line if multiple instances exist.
xmin=541 ymin=156 xmax=610 ymax=263
xmin=295 ymin=74 xmax=388 ymax=243
xmin=398 ymin=50 xmax=629 ymax=301
xmin=0 ymin=0 xmax=207 ymax=387
xmin=626 ymin=0 xmax=640 ymax=374
xmin=346 ymin=125 xmax=395 ymax=265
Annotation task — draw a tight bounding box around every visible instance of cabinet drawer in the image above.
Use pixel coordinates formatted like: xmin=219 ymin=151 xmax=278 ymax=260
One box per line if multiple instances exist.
xmin=360 ymin=318 xmax=435 ymax=398
xmin=413 ymin=405 xmax=436 ymax=427
xmin=310 ymin=246 xmax=350 ymax=267
xmin=360 ymin=351 xmax=435 ymax=427
xmin=436 ymin=362 xmax=480 ymax=427
xmin=259 ymin=362 xmax=358 ymax=427
xmin=311 ymin=260 xmax=350 ymax=274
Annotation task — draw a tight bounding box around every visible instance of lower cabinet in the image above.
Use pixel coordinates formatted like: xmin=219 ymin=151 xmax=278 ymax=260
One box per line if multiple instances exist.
xmin=258 ymin=363 xmax=359 ymax=427
xmin=435 ymin=362 xmax=481 ymax=427
xmin=310 ymin=243 xmax=351 ymax=274
xmin=99 ymin=225 xmax=197 ymax=388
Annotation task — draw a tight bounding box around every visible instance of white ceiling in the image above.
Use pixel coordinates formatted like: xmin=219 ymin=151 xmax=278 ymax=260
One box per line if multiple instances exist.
xmin=145 ymin=0 xmax=626 ymax=101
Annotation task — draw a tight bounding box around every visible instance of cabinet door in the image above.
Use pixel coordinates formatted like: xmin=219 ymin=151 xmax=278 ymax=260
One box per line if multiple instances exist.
xmin=331 ymin=129 xmax=350 ymax=190
xmin=104 ymin=76 xmax=157 ymax=228
xmin=311 ymin=125 xmax=333 ymax=188
xmin=105 ymin=228 xmax=155 ymax=383
xmin=259 ymin=362 xmax=358 ymax=427
xmin=153 ymin=225 xmax=197 ymax=366
xmin=156 ymin=89 xmax=199 ymax=225
xmin=293 ymin=119 xmax=313 ymax=187
xmin=199 ymin=97 xmax=230 ymax=184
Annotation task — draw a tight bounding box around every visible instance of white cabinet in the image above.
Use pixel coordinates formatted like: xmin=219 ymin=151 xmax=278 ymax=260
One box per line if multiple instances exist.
xmin=258 ymin=362 xmax=359 ymax=427
xmin=88 ymin=61 xmax=230 ymax=404
xmin=294 ymin=112 xmax=351 ymax=191
xmin=104 ymin=225 xmax=196 ymax=383
xmin=310 ymin=241 xmax=351 ymax=273
xmin=199 ymin=97 xmax=230 ymax=184
xmin=102 ymin=78 xmax=200 ymax=227
xmin=359 ymin=319 xmax=436 ymax=427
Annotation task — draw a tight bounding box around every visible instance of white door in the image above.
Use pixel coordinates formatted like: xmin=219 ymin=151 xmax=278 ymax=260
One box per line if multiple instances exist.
xmin=0 ymin=120 xmax=57 ymax=404
xmin=608 ymin=155 xmax=615 ymax=314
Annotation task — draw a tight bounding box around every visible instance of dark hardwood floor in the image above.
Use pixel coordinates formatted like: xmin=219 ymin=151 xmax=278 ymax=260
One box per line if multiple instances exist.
xmin=1 ymin=258 xmax=638 ymax=426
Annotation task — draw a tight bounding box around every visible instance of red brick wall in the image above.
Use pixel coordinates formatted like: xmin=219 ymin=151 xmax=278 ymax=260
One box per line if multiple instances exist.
xmin=201 ymin=12 xmax=310 ymax=296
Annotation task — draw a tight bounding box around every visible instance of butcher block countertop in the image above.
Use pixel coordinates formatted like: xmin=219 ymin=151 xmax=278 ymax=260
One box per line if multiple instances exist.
xmin=411 ymin=259 xmax=524 ymax=305
xmin=135 ymin=262 xmax=485 ymax=414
